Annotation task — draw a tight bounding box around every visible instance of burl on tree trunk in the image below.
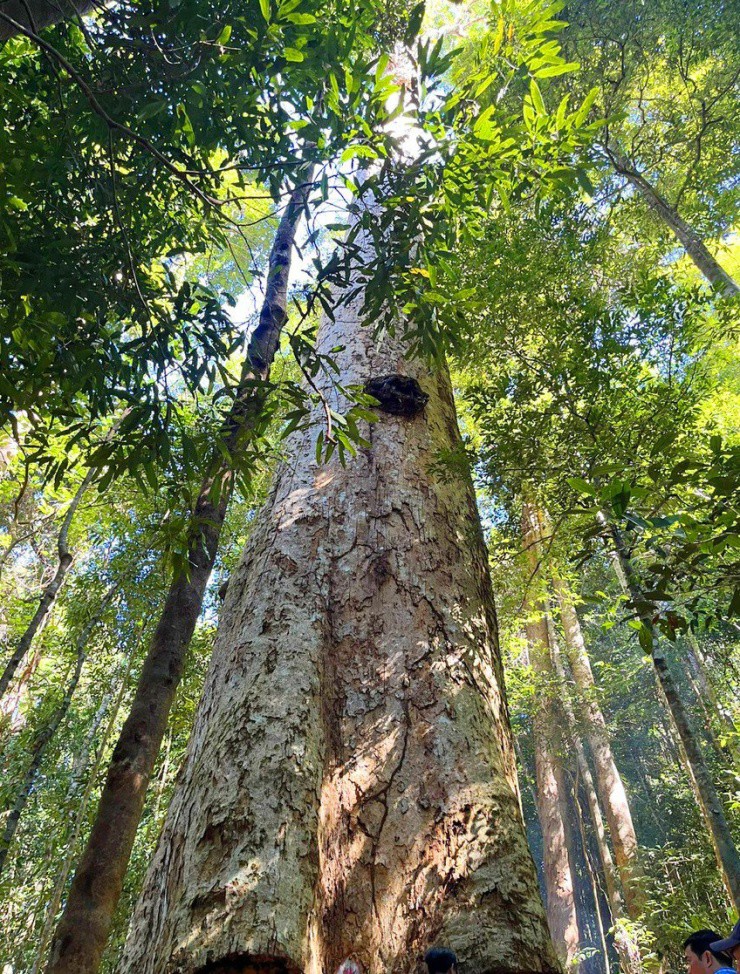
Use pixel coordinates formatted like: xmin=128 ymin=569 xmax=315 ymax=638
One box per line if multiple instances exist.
xmin=119 ymin=233 xmax=557 ymax=974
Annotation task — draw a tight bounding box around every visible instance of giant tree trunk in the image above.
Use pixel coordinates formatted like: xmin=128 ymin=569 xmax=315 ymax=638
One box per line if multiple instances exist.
xmin=46 ymin=182 xmax=311 ymax=974
xmin=552 ymin=577 xmax=644 ymax=917
xmin=604 ymin=145 xmax=739 ymax=297
xmin=118 ymin=218 xmax=557 ymax=974
xmin=521 ymin=503 xmax=581 ymax=969
xmin=602 ymin=517 xmax=740 ymax=911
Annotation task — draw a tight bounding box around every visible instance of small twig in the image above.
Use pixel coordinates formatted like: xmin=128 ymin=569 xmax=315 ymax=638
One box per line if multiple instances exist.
xmin=107 ymin=130 xmax=151 ymax=319
xmin=293 ymin=354 xmax=335 ymax=445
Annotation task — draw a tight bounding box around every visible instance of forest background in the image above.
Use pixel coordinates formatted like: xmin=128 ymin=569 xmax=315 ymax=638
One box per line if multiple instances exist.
xmin=0 ymin=0 xmax=738 ymax=971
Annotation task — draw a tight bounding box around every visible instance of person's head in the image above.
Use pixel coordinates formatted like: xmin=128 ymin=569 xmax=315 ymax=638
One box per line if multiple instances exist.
xmin=424 ymin=948 xmax=458 ymax=974
xmin=683 ymin=930 xmax=733 ymax=974
xmin=712 ymin=920 xmax=740 ymax=970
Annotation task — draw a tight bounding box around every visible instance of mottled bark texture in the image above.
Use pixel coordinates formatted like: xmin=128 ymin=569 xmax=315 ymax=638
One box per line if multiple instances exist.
xmin=552 ymin=578 xmax=644 ymax=918
xmin=119 ymin=227 xmax=557 ymax=974
xmin=604 ymin=145 xmax=739 ymax=298
xmin=521 ymin=504 xmax=580 ymax=969
xmin=46 ymin=183 xmax=310 ymax=974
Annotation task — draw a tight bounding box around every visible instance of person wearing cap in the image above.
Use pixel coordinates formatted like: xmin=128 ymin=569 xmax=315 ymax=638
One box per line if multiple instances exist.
xmin=683 ymin=929 xmax=735 ymax=974
xmin=424 ymin=947 xmax=458 ymax=974
xmin=712 ymin=920 xmax=740 ymax=969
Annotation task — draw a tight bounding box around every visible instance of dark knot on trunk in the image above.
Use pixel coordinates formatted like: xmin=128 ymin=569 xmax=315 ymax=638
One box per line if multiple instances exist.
xmin=363 ymin=374 xmax=429 ymax=418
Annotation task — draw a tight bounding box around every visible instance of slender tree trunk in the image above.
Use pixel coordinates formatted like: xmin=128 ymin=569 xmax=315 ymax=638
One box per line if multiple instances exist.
xmin=118 ymin=208 xmax=558 ymax=974
xmin=45 ymin=180 xmax=313 ymax=974
xmin=0 ymin=588 xmax=111 ymax=875
xmin=522 ymin=503 xmax=581 ymax=969
xmin=604 ymin=144 xmax=739 ymax=297
xmin=552 ymin=576 xmax=644 ymax=917
xmin=0 ymin=470 xmax=93 ymax=700
xmin=152 ymin=729 xmax=172 ymax=823
xmin=570 ymin=772 xmax=610 ymax=974
xmin=546 ymin=615 xmax=642 ymax=974
xmin=683 ymin=636 xmax=740 ymax=768
xmin=602 ymin=516 xmax=740 ymax=911
xmin=32 ymin=650 xmax=132 ymax=974
xmin=0 ymin=637 xmax=43 ymax=737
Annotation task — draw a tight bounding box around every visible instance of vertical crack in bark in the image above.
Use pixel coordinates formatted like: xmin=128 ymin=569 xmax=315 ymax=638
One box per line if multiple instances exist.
xmin=365 ymin=693 xmax=411 ymax=929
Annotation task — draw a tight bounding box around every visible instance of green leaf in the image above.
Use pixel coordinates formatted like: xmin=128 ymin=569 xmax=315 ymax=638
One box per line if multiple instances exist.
xmin=567 ymin=476 xmax=595 ymax=496
xmin=575 ymin=86 xmax=599 ymax=125
xmin=529 ymin=79 xmax=545 ymax=115
xmin=405 ymin=1 xmax=425 ymax=44
xmin=534 ymin=61 xmax=580 ymax=78
xmin=284 ymin=47 xmax=304 ymax=61
xmin=282 ymin=11 xmax=315 ymax=22
xmin=637 ymin=623 xmax=653 ymax=654
xmin=259 ymin=0 xmax=271 ymax=22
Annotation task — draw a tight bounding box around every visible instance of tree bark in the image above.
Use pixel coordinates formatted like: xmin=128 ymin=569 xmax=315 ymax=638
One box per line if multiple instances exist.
xmin=45 ymin=181 xmax=311 ymax=974
xmin=546 ymin=615 xmax=642 ymax=974
xmin=0 ymin=469 xmax=93 ymax=700
xmin=604 ymin=145 xmax=739 ymax=298
xmin=602 ymin=516 xmax=740 ymax=912
xmin=683 ymin=636 xmax=740 ymax=768
xmin=0 ymin=0 xmax=99 ymax=42
xmin=118 ymin=210 xmax=558 ymax=974
xmin=552 ymin=576 xmax=644 ymax=918
xmin=522 ymin=503 xmax=581 ymax=970
xmin=31 ymin=649 xmax=132 ymax=974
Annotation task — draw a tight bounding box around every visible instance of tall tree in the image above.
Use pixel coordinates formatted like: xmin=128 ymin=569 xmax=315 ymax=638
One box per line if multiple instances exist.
xmin=522 ymin=502 xmax=581 ymax=968
xmin=117 ymin=204 xmax=558 ymax=974
xmin=552 ymin=575 xmax=644 ymax=917
xmin=0 ymin=586 xmax=114 ymax=875
xmin=0 ymin=469 xmax=92 ymax=699
xmin=560 ymin=0 xmax=740 ymax=295
xmin=544 ymin=610 xmax=643 ymax=974
xmin=601 ymin=516 xmax=740 ymax=912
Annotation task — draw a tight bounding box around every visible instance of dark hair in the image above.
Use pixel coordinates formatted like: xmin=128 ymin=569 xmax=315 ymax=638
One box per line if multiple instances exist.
xmin=683 ymin=930 xmax=733 ymax=966
xmin=424 ymin=948 xmax=458 ymax=974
